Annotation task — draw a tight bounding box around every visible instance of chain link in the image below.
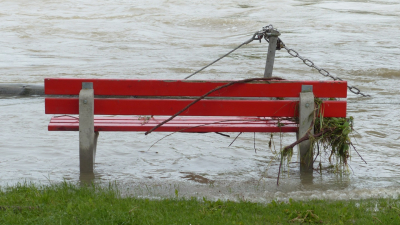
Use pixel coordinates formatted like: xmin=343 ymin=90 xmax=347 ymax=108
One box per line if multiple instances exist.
xmin=184 ymin=24 xmax=371 ymax=98
xmin=280 ymin=41 xmax=371 ymax=97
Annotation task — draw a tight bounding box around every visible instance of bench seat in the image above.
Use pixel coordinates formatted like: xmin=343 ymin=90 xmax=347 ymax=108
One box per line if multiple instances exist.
xmin=44 ymin=78 xmax=347 ymax=173
xmin=49 ymin=116 xmax=298 ymax=133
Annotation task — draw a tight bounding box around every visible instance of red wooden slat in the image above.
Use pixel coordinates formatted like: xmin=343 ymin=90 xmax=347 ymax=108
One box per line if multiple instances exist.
xmin=48 ymin=116 xmax=298 ymax=133
xmin=49 ymin=116 xmax=297 ymax=121
xmin=46 ymin=98 xmax=297 ymax=117
xmin=320 ymin=101 xmax=347 ymax=117
xmin=45 ymin=98 xmax=346 ymax=117
xmin=45 ymin=78 xmax=347 ymax=98
xmin=49 ymin=120 xmax=295 ymax=125
xmin=49 ymin=116 xmax=297 ymax=125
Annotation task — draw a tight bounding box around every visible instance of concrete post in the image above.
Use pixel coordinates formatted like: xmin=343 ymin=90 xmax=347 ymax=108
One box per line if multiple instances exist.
xmin=298 ymin=85 xmax=314 ymax=172
xmin=79 ymin=82 xmax=96 ymax=173
xmin=264 ymin=30 xmax=280 ymax=78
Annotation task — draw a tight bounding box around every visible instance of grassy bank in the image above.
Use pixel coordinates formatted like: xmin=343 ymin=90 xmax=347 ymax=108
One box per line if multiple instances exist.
xmin=0 ymin=182 xmax=399 ymax=224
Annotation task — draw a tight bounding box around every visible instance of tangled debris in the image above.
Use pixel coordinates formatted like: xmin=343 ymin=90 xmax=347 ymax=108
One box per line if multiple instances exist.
xmin=277 ymin=98 xmax=365 ymax=184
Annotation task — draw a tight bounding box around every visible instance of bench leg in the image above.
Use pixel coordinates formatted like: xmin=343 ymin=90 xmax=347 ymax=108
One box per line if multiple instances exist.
xmin=79 ymin=83 xmax=96 ymax=173
xmin=298 ymin=91 xmax=314 ymax=173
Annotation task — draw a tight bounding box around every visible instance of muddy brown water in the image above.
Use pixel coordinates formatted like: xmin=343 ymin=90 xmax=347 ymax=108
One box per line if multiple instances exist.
xmin=1 ymin=0 xmax=400 ymax=202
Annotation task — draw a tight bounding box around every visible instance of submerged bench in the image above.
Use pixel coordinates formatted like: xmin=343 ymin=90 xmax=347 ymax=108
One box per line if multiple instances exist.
xmin=44 ymin=78 xmax=347 ymax=173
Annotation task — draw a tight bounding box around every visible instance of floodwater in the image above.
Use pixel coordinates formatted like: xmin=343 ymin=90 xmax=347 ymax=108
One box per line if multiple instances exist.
xmin=1 ymin=0 xmax=400 ymax=202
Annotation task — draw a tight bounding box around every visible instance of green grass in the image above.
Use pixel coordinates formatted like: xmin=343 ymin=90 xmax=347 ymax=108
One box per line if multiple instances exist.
xmin=1 ymin=182 xmax=399 ymax=224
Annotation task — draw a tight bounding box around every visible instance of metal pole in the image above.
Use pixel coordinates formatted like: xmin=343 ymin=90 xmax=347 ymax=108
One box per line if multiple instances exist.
xmin=264 ymin=29 xmax=281 ymax=78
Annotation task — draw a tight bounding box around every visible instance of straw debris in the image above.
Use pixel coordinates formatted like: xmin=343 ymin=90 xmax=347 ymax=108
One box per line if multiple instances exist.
xmin=279 ymin=97 xmax=363 ymax=180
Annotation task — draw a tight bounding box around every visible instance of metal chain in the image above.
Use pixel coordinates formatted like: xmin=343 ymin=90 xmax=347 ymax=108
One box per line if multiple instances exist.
xmin=280 ymin=40 xmax=371 ymax=97
xmin=184 ymin=24 xmax=371 ymax=98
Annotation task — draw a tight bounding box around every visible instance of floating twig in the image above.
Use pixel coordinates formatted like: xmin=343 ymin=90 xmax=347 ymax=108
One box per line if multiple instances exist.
xmin=228 ymin=132 xmax=242 ymax=147
xmin=350 ymin=142 xmax=367 ymax=164
xmin=254 ymin=132 xmax=257 ymax=153
xmin=147 ymin=119 xmax=260 ymax=151
xmin=215 ymin=132 xmax=230 ymax=138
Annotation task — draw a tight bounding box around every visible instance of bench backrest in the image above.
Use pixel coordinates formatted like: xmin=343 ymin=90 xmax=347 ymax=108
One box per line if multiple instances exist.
xmin=45 ymin=78 xmax=347 ymax=118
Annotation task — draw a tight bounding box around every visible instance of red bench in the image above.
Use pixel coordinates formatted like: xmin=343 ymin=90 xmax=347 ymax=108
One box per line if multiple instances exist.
xmin=45 ymin=78 xmax=347 ymax=173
